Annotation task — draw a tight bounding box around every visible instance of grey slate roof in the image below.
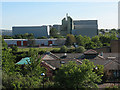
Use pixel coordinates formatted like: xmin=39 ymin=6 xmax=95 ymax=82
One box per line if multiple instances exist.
xmin=42 ymin=52 xmax=120 ymax=70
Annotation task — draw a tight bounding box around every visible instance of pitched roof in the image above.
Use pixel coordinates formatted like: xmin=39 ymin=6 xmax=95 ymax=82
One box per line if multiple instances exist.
xmin=42 ymin=52 xmax=60 ymax=60
xmin=53 ymin=53 xmax=83 ymax=59
xmin=44 ymin=59 xmax=82 ymax=69
xmin=84 ymin=49 xmax=98 ymax=54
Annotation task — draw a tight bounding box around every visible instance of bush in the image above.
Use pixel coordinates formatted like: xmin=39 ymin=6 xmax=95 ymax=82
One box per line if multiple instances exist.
xmin=11 ymin=46 xmax=18 ymax=53
xmin=50 ymin=49 xmax=60 ymax=53
xmin=38 ymin=50 xmax=46 ymax=55
xmin=67 ymin=48 xmax=75 ymax=53
xmin=60 ymin=45 xmax=67 ymax=53
xmin=75 ymin=46 xmax=86 ymax=53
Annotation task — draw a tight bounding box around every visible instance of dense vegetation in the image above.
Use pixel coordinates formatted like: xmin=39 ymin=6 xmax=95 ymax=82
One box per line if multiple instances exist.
xmin=2 ymin=39 xmax=105 ymax=89
xmin=2 ymin=28 xmax=120 ymax=89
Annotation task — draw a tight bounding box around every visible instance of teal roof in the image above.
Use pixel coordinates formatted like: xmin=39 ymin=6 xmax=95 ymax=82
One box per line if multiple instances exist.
xmin=16 ymin=57 xmax=31 ymax=65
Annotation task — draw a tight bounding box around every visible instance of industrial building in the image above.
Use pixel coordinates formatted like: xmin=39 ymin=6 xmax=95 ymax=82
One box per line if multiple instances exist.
xmin=60 ymin=14 xmax=98 ymax=37
xmin=12 ymin=25 xmax=50 ymax=38
xmin=72 ymin=20 xmax=98 ymax=37
xmin=52 ymin=24 xmax=61 ymax=33
xmin=60 ymin=14 xmax=74 ymax=36
xmin=1 ymin=29 xmax=12 ymax=36
xmin=4 ymin=38 xmax=66 ymax=47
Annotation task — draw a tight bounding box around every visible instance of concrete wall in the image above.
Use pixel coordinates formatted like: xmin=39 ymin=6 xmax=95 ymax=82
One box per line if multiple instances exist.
xmin=12 ymin=26 xmax=50 ymax=38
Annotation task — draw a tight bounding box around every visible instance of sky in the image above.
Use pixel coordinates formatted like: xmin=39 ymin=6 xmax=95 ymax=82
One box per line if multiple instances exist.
xmin=1 ymin=1 xmax=118 ymax=30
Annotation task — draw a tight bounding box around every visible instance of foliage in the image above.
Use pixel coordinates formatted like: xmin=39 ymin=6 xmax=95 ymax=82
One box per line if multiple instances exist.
xmin=37 ymin=36 xmax=47 ymax=39
xmin=54 ymin=60 xmax=103 ymax=89
xmin=13 ymin=33 xmax=34 ymax=39
xmin=27 ymin=39 xmax=36 ymax=47
xmin=50 ymin=28 xmax=59 ymax=38
xmin=2 ymin=39 xmax=8 ymax=49
xmin=50 ymin=48 xmax=60 ymax=53
xmin=91 ymin=36 xmax=103 ymax=48
xmin=2 ymin=49 xmax=16 ymax=74
xmin=2 ymin=47 xmax=46 ymax=88
xmin=65 ymin=34 xmax=76 ymax=46
xmin=27 ymin=48 xmax=38 ymax=57
xmin=2 ymin=35 xmax=13 ymax=39
xmin=11 ymin=46 xmax=18 ymax=53
xmin=60 ymin=45 xmax=67 ymax=53
xmin=75 ymin=35 xmax=84 ymax=46
xmin=85 ymin=41 xmax=96 ymax=49
xmin=75 ymin=46 xmax=86 ymax=53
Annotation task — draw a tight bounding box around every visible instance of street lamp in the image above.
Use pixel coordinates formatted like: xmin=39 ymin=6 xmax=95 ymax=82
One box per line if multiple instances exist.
xmin=41 ymin=73 xmax=45 ymax=89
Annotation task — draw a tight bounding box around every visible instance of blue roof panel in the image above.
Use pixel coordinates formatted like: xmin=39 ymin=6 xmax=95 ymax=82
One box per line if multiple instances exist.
xmin=16 ymin=57 xmax=31 ymax=65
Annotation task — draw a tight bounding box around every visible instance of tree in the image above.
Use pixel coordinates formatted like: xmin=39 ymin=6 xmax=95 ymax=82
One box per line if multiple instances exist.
xmin=85 ymin=41 xmax=96 ymax=49
xmin=60 ymin=45 xmax=67 ymax=53
xmin=11 ymin=46 xmax=18 ymax=53
xmin=118 ymin=29 xmax=120 ymax=34
xmin=99 ymin=29 xmax=105 ymax=34
xmin=65 ymin=34 xmax=76 ymax=46
xmin=75 ymin=46 xmax=86 ymax=53
xmin=109 ymin=28 xmax=117 ymax=33
xmin=99 ymin=35 xmax=111 ymax=46
xmin=50 ymin=28 xmax=59 ymax=38
xmin=91 ymin=36 xmax=103 ymax=48
xmin=37 ymin=36 xmax=47 ymax=39
xmin=75 ymin=35 xmax=84 ymax=46
xmin=27 ymin=39 xmax=36 ymax=47
xmin=2 ymin=49 xmax=16 ymax=74
xmin=2 ymin=39 xmax=8 ymax=49
xmin=83 ymin=36 xmax=91 ymax=45
xmin=54 ymin=60 xmax=103 ymax=89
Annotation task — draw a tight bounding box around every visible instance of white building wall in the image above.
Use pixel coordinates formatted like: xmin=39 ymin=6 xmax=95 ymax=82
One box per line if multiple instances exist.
xmin=4 ymin=39 xmax=66 ymax=46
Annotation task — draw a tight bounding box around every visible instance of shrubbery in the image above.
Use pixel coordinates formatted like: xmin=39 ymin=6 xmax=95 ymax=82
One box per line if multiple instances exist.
xmin=75 ymin=46 xmax=86 ymax=53
xmin=59 ymin=45 xmax=67 ymax=53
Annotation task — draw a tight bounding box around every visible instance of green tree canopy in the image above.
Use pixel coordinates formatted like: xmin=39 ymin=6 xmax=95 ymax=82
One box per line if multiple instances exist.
xmin=60 ymin=45 xmax=67 ymax=53
xmin=50 ymin=28 xmax=59 ymax=38
xmin=2 ymin=39 xmax=8 ymax=49
xmin=75 ymin=46 xmax=86 ymax=53
xmin=54 ymin=60 xmax=103 ymax=89
xmin=75 ymin=35 xmax=84 ymax=46
xmin=91 ymin=36 xmax=103 ymax=48
xmin=65 ymin=34 xmax=76 ymax=46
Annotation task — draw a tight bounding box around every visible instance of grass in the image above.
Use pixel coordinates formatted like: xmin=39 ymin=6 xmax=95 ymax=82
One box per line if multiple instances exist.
xmin=8 ymin=47 xmax=60 ymax=52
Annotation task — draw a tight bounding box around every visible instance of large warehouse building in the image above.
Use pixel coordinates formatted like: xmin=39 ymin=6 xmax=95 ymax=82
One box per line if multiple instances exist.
xmin=72 ymin=20 xmax=98 ymax=38
xmin=12 ymin=25 xmax=50 ymax=38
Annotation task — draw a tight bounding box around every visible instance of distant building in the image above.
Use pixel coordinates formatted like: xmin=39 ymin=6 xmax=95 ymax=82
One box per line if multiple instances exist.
xmin=1 ymin=30 xmax=12 ymax=36
xmin=60 ymin=14 xmax=98 ymax=37
xmin=12 ymin=25 xmax=50 ymax=38
xmin=52 ymin=24 xmax=61 ymax=33
xmin=72 ymin=20 xmax=98 ymax=37
xmin=4 ymin=38 xmax=66 ymax=46
xmin=60 ymin=14 xmax=74 ymax=36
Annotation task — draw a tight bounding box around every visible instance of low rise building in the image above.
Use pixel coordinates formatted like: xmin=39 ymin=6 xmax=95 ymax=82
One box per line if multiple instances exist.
xmin=4 ymin=38 xmax=66 ymax=46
